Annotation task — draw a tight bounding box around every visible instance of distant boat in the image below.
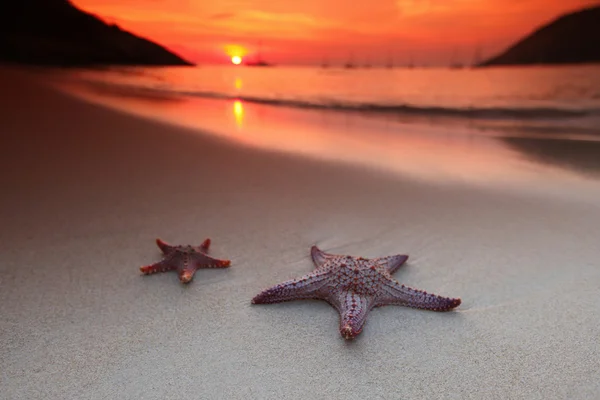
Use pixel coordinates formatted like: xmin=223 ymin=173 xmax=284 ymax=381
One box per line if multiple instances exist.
xmin=470 ymin=46 xmax=482 ymax=68
xmin=405 ymin=52 xmax=415 ymax=69
xmin=344 ymin=52 xmax=355 ymax=69
xmin=386 ymin=54 xmax=394 ymax=68
xmin=449 ymin=49 xmax=464 ymax=69
xmin=246 ymin=60 xmax=273 ymax=67
xmin=386 ymin=50 xmax=394 ymax=68
xmin=246 ymin=40 xmax=274 ymax=67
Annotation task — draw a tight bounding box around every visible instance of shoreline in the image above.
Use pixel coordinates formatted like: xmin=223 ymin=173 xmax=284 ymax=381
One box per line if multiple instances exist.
xmin=2 ymin=67 xmax=600 ymax=399
xmin=33 ymin=66 xmax=600 ymax=205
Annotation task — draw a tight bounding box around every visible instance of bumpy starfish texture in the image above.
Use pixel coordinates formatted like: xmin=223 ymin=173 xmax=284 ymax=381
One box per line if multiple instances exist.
xmin=140 ymin=238 xmax=231 ymax=284
xmin=252 ymin=246 xmax=461 ymax=339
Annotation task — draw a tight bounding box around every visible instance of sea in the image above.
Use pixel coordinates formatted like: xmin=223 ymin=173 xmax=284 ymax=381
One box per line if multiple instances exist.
xmin=50 ymin=64 xmax=600 ymax=199
xmin=59 ymin=65 xmax=600 ymax=134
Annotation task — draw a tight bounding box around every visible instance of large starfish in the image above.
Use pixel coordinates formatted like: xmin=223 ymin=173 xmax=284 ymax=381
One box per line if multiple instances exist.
xmin=252 ymin=246 xmax=461 ymax=339
xmin=140 ymin=238 xmax=231 ymax=284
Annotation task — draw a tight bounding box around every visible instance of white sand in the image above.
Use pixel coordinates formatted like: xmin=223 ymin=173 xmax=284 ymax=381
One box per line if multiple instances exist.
xmin=1 ymin=67 xmax=600 ymax=399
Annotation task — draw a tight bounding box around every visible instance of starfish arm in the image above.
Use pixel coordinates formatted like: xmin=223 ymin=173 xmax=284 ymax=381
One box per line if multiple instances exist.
xmin=377 ymin=254 xmax=409 ymax=274
xmin=156 ymin=238 xmax=175 ymax=254
xmin=140 ymin=259 xmax=176 ymax=275
xmin=193 ymin=253 xmax=231 ymax=268
xmin=310 ymin=245 xmax=336 ymax=268
xmin=252 ymin=270 xmax=332 ymax=304
xmin=330 ymin=291 xmax=376 ymax=339
xmin=376 ymin=279 xmax=461 ymax=311
xmin=199 ymin=238 xmax=211 ymax=252
xmin=178 ymin=266 xmax=197 ymax=284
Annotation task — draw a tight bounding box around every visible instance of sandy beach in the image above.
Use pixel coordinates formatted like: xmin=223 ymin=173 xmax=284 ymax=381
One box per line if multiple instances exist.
xmin=2 ymin=67 xmax=600 ymax=399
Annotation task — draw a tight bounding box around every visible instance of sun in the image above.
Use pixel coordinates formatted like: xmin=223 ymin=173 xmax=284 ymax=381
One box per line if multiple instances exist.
xmin=224 ymin=44 xmax=247 ymax=65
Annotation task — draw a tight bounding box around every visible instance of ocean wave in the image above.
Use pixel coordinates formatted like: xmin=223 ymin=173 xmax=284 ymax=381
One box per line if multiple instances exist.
xmin=165 ymin=90 xmax=600 ymax=120
xmin=82 ymin=79 xmax=600 ymax=121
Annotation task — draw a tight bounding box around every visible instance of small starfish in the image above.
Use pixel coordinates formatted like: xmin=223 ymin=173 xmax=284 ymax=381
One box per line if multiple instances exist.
xmin=140 ymin=238 xmax=231 ymax=284
xmin=252 ymin=246 xmax=461 ymax=339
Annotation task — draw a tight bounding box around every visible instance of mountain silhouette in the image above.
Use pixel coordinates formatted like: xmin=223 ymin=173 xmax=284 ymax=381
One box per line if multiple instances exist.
xmin=481 ymin=6 xmax=600 ymax=66
xmin=0 ymin=0 xmax=192 ymax=66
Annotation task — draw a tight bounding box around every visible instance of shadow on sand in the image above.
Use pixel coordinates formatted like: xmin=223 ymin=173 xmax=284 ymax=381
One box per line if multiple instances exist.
xmin=503 ymin=136 xmax=600 ymax=178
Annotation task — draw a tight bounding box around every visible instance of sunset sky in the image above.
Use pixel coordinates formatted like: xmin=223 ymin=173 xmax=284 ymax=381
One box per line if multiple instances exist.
xmin=73 ymin=0 xmax=599 ymax=66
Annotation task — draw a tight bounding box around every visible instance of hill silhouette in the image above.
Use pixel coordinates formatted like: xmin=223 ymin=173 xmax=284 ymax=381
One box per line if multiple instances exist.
xmin=481 ymin=6 xmax=600 ymax=66
xmin=0 ymin=0 xmax=192 ymax=66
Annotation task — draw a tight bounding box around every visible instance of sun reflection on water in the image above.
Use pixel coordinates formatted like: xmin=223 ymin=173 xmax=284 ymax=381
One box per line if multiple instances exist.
xmin=233 ymin=100 xmax=244 ymax=128
xmin=234 ymin=77 xmax=243 ymax=90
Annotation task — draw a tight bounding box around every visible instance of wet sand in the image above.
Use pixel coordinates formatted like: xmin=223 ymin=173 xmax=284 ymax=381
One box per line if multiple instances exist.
xmin=1 ymin=67 xmax=600 ymax=399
